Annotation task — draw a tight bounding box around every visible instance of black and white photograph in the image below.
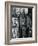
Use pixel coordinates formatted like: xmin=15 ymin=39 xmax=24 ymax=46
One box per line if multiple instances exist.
xmin=11 ymin=6 xmax=32 ymax=38
xmin=5 ymin=2 xmax=37 ymax=44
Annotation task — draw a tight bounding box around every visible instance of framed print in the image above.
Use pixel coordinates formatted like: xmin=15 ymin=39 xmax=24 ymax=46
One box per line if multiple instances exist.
xmin=5 ymin=1 xmax=37 ymax=44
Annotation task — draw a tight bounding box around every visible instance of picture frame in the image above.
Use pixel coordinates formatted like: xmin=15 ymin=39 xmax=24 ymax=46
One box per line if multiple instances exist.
xmin=5 ymin=1 xmax=37 ymax=45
